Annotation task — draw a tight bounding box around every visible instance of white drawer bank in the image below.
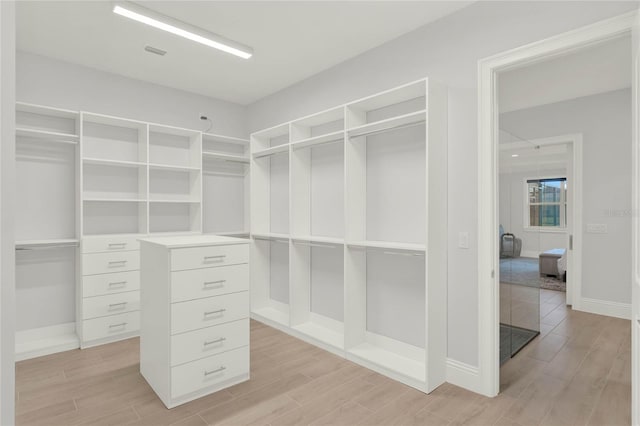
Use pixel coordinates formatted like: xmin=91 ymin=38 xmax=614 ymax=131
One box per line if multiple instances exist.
xmin=139 ymin=235 xmax=250 ymax=409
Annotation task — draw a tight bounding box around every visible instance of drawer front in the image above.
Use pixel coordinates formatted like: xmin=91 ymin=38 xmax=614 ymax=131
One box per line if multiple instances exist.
xmin=82 ymin=236 xmax=141 ymax=254
xmin=82 ymin=311 xmax=140 ymax=342
xmin=171 ymin=264 xmax=249 ymax=303
xmin=82 ymin=251 xmax=140 ymax=276
xmin=171 ymin=346 xmax=249 ymax=398
xmin=171 ymin=292 xmax=249 ymax=335
xmin=82 ymin=291 xmax=140 ymax=320
xmin=83 ymin=270 xmax=140 ymax=297
xmin=170 ymin=244 xmax=249 ymax=272
xmin=171 ymin=319 xmax=249 ymax=366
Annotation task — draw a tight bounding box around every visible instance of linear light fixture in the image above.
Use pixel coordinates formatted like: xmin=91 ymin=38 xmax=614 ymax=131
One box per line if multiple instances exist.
xmin=113 ymin=1 xmax=253 ymax=59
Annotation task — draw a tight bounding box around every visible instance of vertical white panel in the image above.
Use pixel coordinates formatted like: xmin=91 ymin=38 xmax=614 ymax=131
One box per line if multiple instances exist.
xmin=311 ymin=142 xmax=344 ymax=237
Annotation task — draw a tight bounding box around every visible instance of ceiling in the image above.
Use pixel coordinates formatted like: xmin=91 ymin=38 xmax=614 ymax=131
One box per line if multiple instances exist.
xmin=498 ymin=34 xmax=631 ymax=113
xmin=17 ymin=1 xmax=472 ymax=105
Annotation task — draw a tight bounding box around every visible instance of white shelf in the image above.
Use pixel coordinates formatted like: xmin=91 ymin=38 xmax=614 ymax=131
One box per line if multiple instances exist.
xmin=149 ymin=199 xmax=201 ymax=204
xmin=207 ymin=230 xmax=250 ymax=236
xmin=346 ymin=240 xmax=425 ymax=252
xmin=252 ymin=307 xmax=289 ymax=327
xmin=202 ymin=133 xmax=249 ymax=146
xmin=348 ymin=342 xmax=425 ymax=382
xmin=292 ymin=322 xmax=344 ymax=349
xmin=252 ymin=144 xmax=289 ymax=158
xmin=291 ymin=131 xmax=344 ymax=150
xmin=291 ymin=235 xmax=344 ymax=245
xmin=347 ymin=109 xmax=426 ymax=139
xmin=16 ymin=127 xmax=79 ymax=144
xmin=202 ymin=152 xmax=250 ymax=163
xmin=83 ymin=197 xmax=146 ymax=203
xmin=149 ymin=163 xmax=200 ymax=172
xmin=252 ymin=232 xmax=290 ymax=241
xmin=83 ymin=157 xmax=146 ymax=168
xmin=15 ymin=239 xmax=79 ymax=250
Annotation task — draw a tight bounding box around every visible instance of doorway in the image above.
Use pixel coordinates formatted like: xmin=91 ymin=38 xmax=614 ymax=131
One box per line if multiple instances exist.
xmin=477 ymin=11 xmax=638 ymax=424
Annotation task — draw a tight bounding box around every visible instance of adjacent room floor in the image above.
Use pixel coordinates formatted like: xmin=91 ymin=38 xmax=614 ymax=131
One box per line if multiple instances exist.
xmin=15 ymin=291 xmax=630 ymax=426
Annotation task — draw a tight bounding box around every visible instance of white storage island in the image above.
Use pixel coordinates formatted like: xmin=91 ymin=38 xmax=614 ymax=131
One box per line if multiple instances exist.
xmin=138 ymin=235 xmax=250 ymax=409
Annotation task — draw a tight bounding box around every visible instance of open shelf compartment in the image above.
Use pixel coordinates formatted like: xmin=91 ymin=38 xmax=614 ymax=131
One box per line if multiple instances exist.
xmin=290 ymin=106 xmax=344 ymax=149
xmin=251 ymin=237 xmax=290 ymax=327
xmin=203 ymin=155 xmax=249 ymax=235
xmin=17 ymin=102 xmax=79 ymax=138
xmin=149 ymin=201 xmax=201 ymax=234
xmin=82 ymin=113 xmax=147 ymax=163
xmin=149 ymin=124 xmax=201 ymax=169
xmin=202 ymin=133 xmax=249 ymax=161
xmin=83 ymin=200 xmax=147 ymax=236
xmin=290 ymin=239 xmax=344 ymax=352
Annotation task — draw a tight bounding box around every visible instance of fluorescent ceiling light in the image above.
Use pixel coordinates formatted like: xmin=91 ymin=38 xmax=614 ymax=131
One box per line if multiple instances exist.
xmin=511 ymin=154 xmax=519 ymax=157
xmin=113 ymin=2 xmax=253 ymax=59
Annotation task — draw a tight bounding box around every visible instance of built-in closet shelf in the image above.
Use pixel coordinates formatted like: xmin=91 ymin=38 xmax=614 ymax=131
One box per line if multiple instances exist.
xmin=208 ymin=231 xmax=250 ymax=237
xmin=348 ymin=343 xmax=425 ymax=382
xmin=202 ymin=134 xmax=250 ymax=146
xmin=83 ymin=158 xmax=147 ymax=168
xmin=291 ymin=131 xmax=344 ymax=150
xmin=252 ymin=232 xmax=290 ymax=242
xmin=148 ymin=163 xmax=200 ymax=172
xmin=83 ymin=197 xmax=146 ymax=203
xmin=202 ymin=152 xmax=250 ymax=163
xmin=251 ymin=306 xmax=289 ymax=327
xmin=15 ymin=239 xmax=79 ymax=250
xmin=149 ymin=199 xmax=201 ymax=204
xmin=16 ymin=127 xmax=79 ymax=144
xmin=292 ymin=322 xmax=344 ymax=349
xmin=346 ymin=109 xmax=426 ymax=139
xmin=346 ymin=240 xmax=425 ymax=253
xmin=252 ymin=145 xmax=289 ymax=159
xmin=291 ymin=235 xmax=344 ymax=245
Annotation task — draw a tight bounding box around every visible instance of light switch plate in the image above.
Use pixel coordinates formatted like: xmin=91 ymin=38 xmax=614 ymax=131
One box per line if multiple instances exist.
xmin=458 ymin=232 xmax=469 ymax=249
xmin=586 ymin=223 xmax=608 ymax=233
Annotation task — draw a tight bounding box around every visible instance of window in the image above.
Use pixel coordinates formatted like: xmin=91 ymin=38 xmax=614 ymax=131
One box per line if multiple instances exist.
xmin=526 ymin=177 xmax=567 ymax=228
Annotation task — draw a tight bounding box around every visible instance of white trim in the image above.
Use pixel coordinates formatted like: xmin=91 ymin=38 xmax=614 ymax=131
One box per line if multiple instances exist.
xmin=446 ymin=358 xmax=481 ymax=393
xmin=478 ymin=11 xmax=636 ymax=398
xmin=15 ymin=322 xmax=79 ymax=361
xmin=580 ymin=298 xmax=632 ymax=320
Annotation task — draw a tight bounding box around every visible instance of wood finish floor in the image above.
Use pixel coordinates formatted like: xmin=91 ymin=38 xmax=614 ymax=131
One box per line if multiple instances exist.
xmin=16 ymin=290 xmax=630 ymax=426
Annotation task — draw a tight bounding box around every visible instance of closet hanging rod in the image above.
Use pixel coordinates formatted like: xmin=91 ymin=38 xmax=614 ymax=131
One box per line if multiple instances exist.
xmin=291 ymin=137 xmax=343 ymax=150
xmin=253 ymin=236 xmax=288 ymax=244
xmin=202 ymin=171 xmax=247 ymax=177
xmin=17 ymin=137 xmax=78 ymax=146
xmin=292 ymin=240 xmax=338 ymax=249
xmin=348 ymin=119 xmax=425 ymax=139
xmin=16 ymin=242 xmax=79 ymax=251
xmin=382 ymin=250 xmax=424 ymax=257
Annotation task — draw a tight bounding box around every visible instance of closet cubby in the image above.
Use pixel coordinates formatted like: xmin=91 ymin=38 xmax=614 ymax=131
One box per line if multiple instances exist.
xmin=16 ymin=102 xmax=79 ymax=144
xmin=82 ymin=113 xmax=147 ymax=164
xmin=291 ymin=108 xmax=345 ymax=241
xmin=345 ymin=247 xmax=426 ymax=386
xmin=83 ymin=200 xmax=147 ymax=235
xmin=250 ymin=124 xmax=290 ymax=237
xmin=149 ymin=201 xmax=201 ymax=234
xmin=148 ymin=124 xmax=201 ymax=169
xmin=290 ymin=240 xmax=344 ymax=352
xmin=202 ymin=134 xmax=249 ymax=236
xmin=250 ymin=78 xmax=448 ymax=393
xmin=250 ymin=237 xmax=290 ymax=326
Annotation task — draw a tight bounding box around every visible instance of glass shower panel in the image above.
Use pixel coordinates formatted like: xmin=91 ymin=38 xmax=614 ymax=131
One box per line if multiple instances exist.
xmin=499 ymin=130 xmax=541 ymax=365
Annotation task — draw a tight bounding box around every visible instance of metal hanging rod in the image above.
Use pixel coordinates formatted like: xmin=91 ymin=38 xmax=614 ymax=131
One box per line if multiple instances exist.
xmin=292 ymin=240 xmax=338 ymax=249
xmin=348 ymin=119 xmax=425 ymax=139
xmin=253 ymin=236 xmax=288 ymax=244
xmin=16 ymin=242 xmax=79 ymax=251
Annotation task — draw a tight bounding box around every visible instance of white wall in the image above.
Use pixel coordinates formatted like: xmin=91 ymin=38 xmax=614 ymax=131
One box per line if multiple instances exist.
xmin=501 ymin=89 xmax=632 ymax=305
xmin=246 ymin=1 xmax=638 ymax=368
xmin=1 ymin=1 xmax=16 ymax=424
xmin=499 ymin=169 xmax=568 ymax=257
xmin=17 ymin=51 xmax=247 ymax=138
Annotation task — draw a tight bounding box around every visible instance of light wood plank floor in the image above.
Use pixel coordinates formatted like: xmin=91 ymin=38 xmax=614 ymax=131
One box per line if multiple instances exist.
xmin=16 ymin=290 xmax=630 ymax=426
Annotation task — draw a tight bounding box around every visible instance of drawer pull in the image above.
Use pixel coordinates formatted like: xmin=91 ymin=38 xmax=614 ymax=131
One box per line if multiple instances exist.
xmin=108 ymin=302 xmax=128 ymax=311
xmin=203 ymin=309 xmax=226 ymax=318
xmin=203 ymin=337 xmax=226 ymax=347
xmin=108 ymin=281 xmax=127 ymax=288
xmin=203 ymin=280 xmax=226 ymax=289
xmin=108 ymin=243 xmax=127 ymax=249
xmin=108 ymin=322 xmax=127 ymax=330
xmin=204 ymin=366 xmax=226 ymax=376
xmin=203 ymin=255 xmax=226 ymax=262
xmin=108 ymin=260 xmax=128 ymax=267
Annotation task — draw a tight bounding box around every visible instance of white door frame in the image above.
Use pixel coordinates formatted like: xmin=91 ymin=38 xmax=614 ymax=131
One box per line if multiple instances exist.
xmin=498 ymin=133 xmax=582 ymax=308
xmin=477 ymin=10 xmax=637 ymax=402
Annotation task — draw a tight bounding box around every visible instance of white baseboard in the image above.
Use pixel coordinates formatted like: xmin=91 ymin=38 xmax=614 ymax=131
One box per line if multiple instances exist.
xmin=578 ymin=298 xmax=631 ymax=320
xmin=446 ymin=358 xmax=482 ymax=393
xmin=15 ymin=322 xmax=79 ymax=361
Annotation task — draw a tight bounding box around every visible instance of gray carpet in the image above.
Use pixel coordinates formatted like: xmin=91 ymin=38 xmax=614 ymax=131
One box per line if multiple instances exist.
xmin=500 ymin=257 xmax=566 ymax=292
xmin=500 ymin=324 xmax=539 ymax=365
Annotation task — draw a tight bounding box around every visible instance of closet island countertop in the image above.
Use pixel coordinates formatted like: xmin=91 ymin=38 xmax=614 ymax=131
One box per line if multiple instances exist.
xmin=138 ymin=234 xmax=249 ymax=249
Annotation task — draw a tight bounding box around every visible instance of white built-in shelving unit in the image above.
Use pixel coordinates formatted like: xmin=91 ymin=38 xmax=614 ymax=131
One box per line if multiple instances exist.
xmin=16 ymin=102 xmax=249 ymax=354
xmin=15 ymin=103 xmax=81 ymax=360
xmin=250 ymin=78 xmax=448 ymax=393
